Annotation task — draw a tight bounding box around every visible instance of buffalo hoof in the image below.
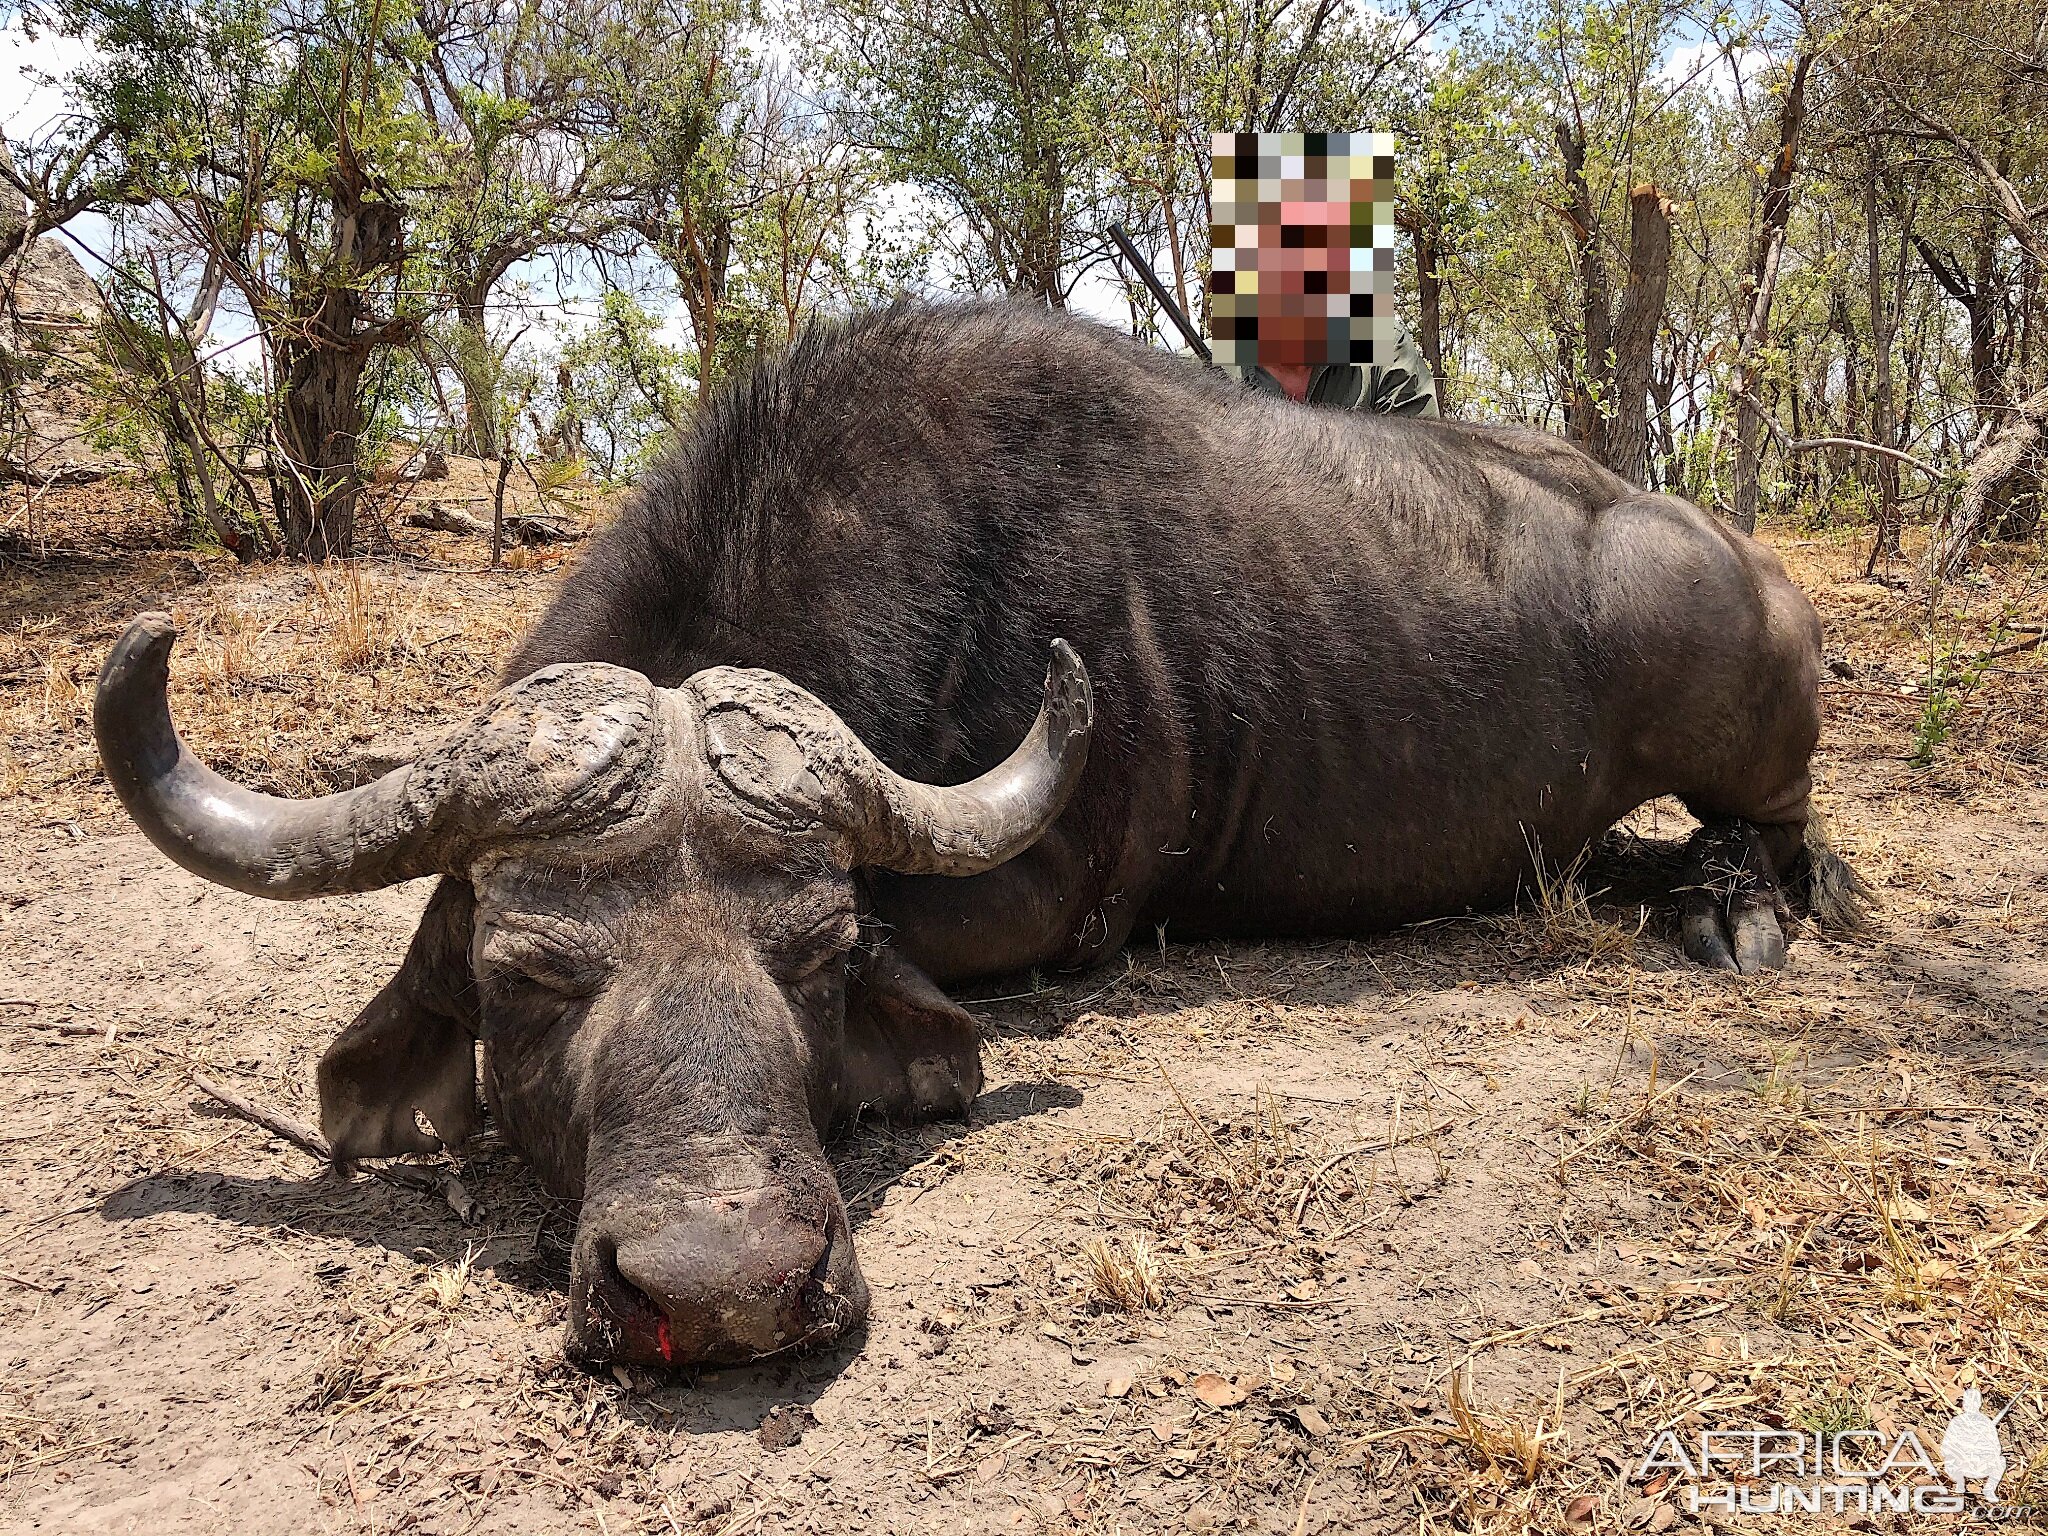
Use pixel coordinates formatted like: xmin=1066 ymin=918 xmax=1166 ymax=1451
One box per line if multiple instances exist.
xmin=1678 ymin=820 xmax=1791 ymax=975
xmin=1681 ymin=893 xmax=1787 ymax=973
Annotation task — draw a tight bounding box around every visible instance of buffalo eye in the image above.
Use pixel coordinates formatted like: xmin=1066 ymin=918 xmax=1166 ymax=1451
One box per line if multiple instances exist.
xmin=478 ymin=913 xmax=612 ymax=997
xmin=768 ymin=906 xmax=861 ymax=984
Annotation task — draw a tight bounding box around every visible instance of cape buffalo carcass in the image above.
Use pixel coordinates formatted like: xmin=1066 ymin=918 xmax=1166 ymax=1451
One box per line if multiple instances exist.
xmin=95 ymin=300 xmax=1850 ymax=1372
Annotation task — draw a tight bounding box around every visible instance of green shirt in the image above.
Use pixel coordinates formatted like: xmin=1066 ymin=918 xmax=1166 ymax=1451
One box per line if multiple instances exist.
xmin=1232 ymin=323 xmax=1439 ymax=418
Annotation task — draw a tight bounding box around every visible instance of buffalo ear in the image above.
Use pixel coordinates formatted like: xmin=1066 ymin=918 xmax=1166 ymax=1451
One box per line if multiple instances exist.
xmin=317 ymin=879 xmax=481 ymax=1169
xmin=838 ymin=948 xmax=984 ymax=1126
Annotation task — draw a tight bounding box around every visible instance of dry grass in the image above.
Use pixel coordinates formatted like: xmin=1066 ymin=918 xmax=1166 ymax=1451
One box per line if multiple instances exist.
xmin=1518 ymin=830 xmax=1644 ymax=964
xmin=1514 ymin=1010 xmax=2048 ymax=1529
xmin=1779 ymin=522 xmax=2048 ymax=781
xmin=1083 ymin=1233 xmax=1166 ymax=1312
xmin=0 ymin=466 xmax=596 ymax=828
xmin=1443 ymin=1367 xmax=1562 ymax=1488
xmin=424 ymin=1245 xmax=479 ymax=1312
xmin=0 ymin=1383 xmax=131 ymax=1488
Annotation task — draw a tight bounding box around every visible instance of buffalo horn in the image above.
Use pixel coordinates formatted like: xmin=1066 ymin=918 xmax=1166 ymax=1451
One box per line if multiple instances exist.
xmin=94 ymin=614 xmax=446 ymax=898
xmin=696 ymin=640 xmax=1094 ymax=877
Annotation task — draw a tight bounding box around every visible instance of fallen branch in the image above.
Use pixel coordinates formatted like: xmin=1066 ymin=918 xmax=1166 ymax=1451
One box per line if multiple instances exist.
xmin=2 ymin=1000 xmax=126 ymax=1041
xmin=1982 ymin=632 xmax=2047 ymax=665
xmin=0 ymin=453 xmax=121 ymax=487
xmin=1291 ymin=1116 xmax=1463 ymax=1225
xmin=189 ymin=1073 xmax=476 ymax=1212
xmin=405 ymin=503 xmax=584 ymax=545
xmin=1732 ymin=389 xmax=1944 ymax=478
xmin=1185 ymin=1289 xmax=1373 ymax=1312
xmin=192 ymin=1071 xmax=331 ymax=1161
xmin=1436 ymin=1307 xmax=1607 ymax=1383
xmin=17 ymin=1017 xmax=117 ymax=1039
xmin=1821 ymin=684 xmax=1945 ymax=705
xmin=1554 ymin=1068 xmax=1702 ymax=1173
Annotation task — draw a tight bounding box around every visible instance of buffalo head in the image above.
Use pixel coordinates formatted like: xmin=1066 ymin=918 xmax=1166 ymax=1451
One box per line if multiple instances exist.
xmin=95 ymin=614 xmax=1091 ymax=1368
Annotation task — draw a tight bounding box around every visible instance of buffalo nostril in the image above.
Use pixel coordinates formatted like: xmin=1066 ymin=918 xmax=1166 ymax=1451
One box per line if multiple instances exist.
xmin=576 ymin=1240 xmax=672 ymax=1364
xmin=612 ymin=1199 xmax=857 ymax=1363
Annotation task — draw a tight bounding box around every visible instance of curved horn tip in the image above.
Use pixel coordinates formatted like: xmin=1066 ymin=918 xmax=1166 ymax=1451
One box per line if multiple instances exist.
xmin=1043 ymin=638 xmax=1094 ymax=749
xmin=102 ymin=611 xmax=180 ymax=684
xmin=96 ymin=612 xmax=182 ymax=724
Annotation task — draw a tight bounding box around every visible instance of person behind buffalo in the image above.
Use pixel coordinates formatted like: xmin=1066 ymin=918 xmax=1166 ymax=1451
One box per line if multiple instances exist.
xmin=1210 ymin=130 xmax=1438 ymax=418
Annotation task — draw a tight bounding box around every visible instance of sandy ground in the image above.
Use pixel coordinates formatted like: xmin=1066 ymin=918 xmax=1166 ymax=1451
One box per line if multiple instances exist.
xmin=3 ymin=484 xmax=2047 ymax=1534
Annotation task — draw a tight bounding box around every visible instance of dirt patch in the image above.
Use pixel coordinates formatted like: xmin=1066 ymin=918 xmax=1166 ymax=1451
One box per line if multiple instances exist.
xmin=1 ymin=499 xmax=2045 ymax=1533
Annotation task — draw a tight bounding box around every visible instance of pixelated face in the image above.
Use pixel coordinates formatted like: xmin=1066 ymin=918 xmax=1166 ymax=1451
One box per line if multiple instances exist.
xmin=1210 ymin=131 xmax=1396 ymax=373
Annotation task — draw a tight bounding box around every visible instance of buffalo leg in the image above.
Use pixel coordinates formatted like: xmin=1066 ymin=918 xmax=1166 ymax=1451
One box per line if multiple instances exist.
xmin=317 ymin=878 xmax=481 ymax=1168
xmin=1677 ymin=820 xmax=1792 ymax=974
xmin=834 ymin=948 xmax=984 ymax=1128
xmin=865 ymin=829 xmax=1130 ymax=987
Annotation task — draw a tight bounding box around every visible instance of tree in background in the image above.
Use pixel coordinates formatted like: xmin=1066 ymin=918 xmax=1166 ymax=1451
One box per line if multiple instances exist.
xmin=34 ymin=0 xmax=437 ymax=555
xmin=804 ymin=0 xmax=1097 ymax=304
xmin=548 ymin=290 xmax=690 ymax=478
xmin=407 ymin=0 xmax=645 ymax=459
xmin=1830 ymin=0 xmax=2046 ymax=575
xmin=1 ymin=0 xmax=2042 ymax=579
xmin=584 ymin=0 xmax=767 ymax=390
xmin=738 ymin=64 xmax=888 ymax=343
xmin=93 ymin=241 xmax=270 ymax=555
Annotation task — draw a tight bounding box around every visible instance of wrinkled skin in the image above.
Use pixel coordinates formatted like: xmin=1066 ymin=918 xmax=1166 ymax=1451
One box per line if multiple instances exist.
xmin=99 ymin=300 xmax=1854 ymax=1373
xmin=326 ymin=858 xmax=979 ymax=1365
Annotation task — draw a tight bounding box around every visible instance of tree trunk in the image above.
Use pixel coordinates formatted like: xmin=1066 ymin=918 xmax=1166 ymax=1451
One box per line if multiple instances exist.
xmin=1732 ymin=53 xmax=1812 ymax=535
xmin=454 ymin=292 xmax=502 ymax=461
xmin=169 ymin=417 xmax=248 ymax=560
xmin=273 ymin=348 xmax=371 ymax=560
xmin=1408 ymin=218 xmax=1448 ymax=416
xmin=670 ymin=207 xmax=733 ymax=391
xmin=1865 ymin=156 xmax=1901 ymax=561
xmin=1831 ymin=287 xmax=1862 ymax=490
xmin=1555 ymin=122 xmax=1609 ymax=465
xmin=269 ymin=184 xmax=407 ymax=561
xmin=490 ymin=445 xmax=514 ymax=567
xmin=1787 ymin=374 xmax=1809 ymax=503
xmin=1927 ymin=385 xmax=2048 ymax=581
xmin=1967 ymin=207 xmax=2003 ymax=411
xmin=1913 ymin=230 xmax=2003 ymax=432
xmin=1650 ymin=361 xmax=1678 ymax=494
xmin=1608 ymin=185 xmax=1672 ymax=489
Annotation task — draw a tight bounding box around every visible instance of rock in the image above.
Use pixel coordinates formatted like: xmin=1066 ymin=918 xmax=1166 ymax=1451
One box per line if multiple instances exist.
xmin=1 ymin=138 xmax=136 ymax=485
xmin=757 ymin=1402 xmax=818 ymax=1451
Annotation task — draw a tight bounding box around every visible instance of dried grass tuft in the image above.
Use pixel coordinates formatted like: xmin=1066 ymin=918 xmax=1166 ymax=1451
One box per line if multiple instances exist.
xmin=1444 ymin=1368 xmax=1558 ymax=1487
xmin=37 ymin=651 xmax=81 ymax=722
xmin=424 ymin=1245 xmax=476 ymax=1312
xmin=1519 ymin=830 xmax=1642 ymax=962
xmin=1082 ymin=1233 xmax=1164 ymax=1312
